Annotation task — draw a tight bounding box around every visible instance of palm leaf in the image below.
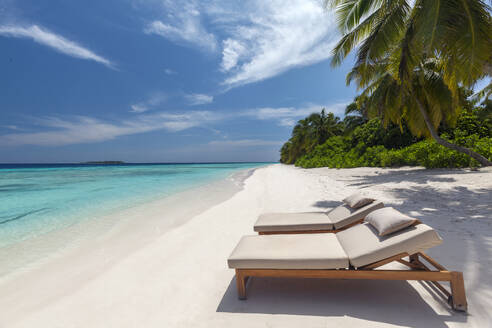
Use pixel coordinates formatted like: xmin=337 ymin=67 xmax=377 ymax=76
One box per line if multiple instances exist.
xmin=418 ymin=0 xmax=492 ymax=86
xmin=354 ymin=0 xmax=411 ymax=68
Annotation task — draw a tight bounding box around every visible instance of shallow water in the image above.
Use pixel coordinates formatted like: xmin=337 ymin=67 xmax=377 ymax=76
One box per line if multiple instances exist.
xmin=0 ymin=163 xmax=267 ymax=248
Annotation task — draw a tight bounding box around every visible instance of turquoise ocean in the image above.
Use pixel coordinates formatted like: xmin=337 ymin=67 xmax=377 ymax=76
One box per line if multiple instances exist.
xmin=0 ymin=163 xmax=267 ymax=249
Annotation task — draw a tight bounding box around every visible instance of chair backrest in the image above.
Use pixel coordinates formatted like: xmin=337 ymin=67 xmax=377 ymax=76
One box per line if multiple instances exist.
xmin=326 ymin=201 xmax=384 ymax=229
xmin=336 ymin=222 xmax=442 ymax=268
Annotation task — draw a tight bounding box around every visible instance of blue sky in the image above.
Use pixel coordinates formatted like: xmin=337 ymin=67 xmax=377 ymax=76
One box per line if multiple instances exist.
xmin=0 ymin=0 xmax=359 ymax=163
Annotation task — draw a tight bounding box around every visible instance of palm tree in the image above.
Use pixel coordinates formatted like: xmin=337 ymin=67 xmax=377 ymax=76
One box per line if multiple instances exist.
xmin=306 ymin=109 xmax=344 ymax=145
xmin=327 ymin=0 xmax=492 ymax=86
xmin=343 ymin=95 xmax=369 ymax=133
xmin=351 ymin=57 xmax=492 ymax=165
xmin=325 ymin=0 xmax=492 ymax=166
xmin=280 ymin=141 xmax=293 ymax=163
xmin=279 ymin=109 xmax=345 ymax=163
xmin=344 ymin=95 xmax=368 ymax=118
xmin=287 ymin=118 xmax=313 ymax=163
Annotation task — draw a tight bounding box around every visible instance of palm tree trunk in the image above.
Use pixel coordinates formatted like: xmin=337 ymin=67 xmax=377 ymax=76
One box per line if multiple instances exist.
xmin=415 ymin=99 xmax=492 ymax=166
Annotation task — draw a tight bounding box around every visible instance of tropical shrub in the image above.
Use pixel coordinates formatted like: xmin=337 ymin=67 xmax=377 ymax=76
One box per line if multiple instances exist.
xmin=280 ymin=109 xmax=344 ymax=164
xmin=294 ymin=136 xmax=491 ymax=169
xmin=281 ymin=95 xmax=491 ymax=169
xmin=325 ymin=0 xmax=492 ymax=166
xmin=351 ymin=119 xmax=418 ymax=149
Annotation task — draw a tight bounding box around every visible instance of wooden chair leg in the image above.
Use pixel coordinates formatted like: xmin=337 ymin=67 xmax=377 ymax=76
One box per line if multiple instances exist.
xmin=235 ymin=270 xmax=247 ymax=300
xmin=409 ymin=253 xmax=419 ymax=264
xmin=450 ymin=271 xmax=467 ymax=312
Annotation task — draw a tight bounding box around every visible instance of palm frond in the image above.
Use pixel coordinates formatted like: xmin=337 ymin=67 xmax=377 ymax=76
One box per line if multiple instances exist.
xmin=355 ymin=0 xmax=411 ymax=68
xmin=333 ymin=0 xmax=385 ymax=33
xmin=331 ymin=5 xmax=385 ymax=67
xmin=421 ymin=0 xmax=492 ymax=86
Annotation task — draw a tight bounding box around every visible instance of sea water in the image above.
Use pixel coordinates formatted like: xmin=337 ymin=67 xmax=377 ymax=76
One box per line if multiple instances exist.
xmin=0 ymin=163 xmax=266 ymax=249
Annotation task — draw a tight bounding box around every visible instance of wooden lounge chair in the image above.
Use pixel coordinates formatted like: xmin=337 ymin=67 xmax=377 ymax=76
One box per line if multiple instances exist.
xmin=254 ymin=201 xmax=384 ymax=235
xmin=228 ymin=222 xmax=467 ymax=311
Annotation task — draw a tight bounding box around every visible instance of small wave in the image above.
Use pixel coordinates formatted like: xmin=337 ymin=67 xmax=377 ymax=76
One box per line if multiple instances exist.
xmin=0 ymin=208 xmax=51 ymax=225
xmin=0 ymin=183 xmax=39 ymax=192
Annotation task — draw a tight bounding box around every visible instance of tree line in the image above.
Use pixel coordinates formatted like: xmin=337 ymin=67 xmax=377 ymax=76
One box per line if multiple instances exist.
xmin=319 ymin=0 xmax=492 ymax=166
xmin=280 ymin=94 xmax=491 ymax=168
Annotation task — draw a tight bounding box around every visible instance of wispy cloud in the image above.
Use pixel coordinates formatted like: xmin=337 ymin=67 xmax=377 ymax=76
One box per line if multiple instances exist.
xmin=0 ymin=102 xmax=348 ymax=146
xmin=185 ymin=93 xmax=213 ymax=105
xmin=209 ymin=139 xmax=283 ymax=147
xmin=1 ymin=125 xmax=21 ymax=130
xmin=0 ymin=24 xmax=114 ymax=68
xmin=244 ymin=102 xmax=348 ymax=126
xmin=164 ymin=68 xmax=176 ymax=75
xmin=0 ymin=111 xmax=221 ymax=146
xmin=220 ymin=38 xmax=246 ymax=71
xmin=130 ymin=104 xmax=149 ymax=113
xmin=130 ymin=92 xmax=168 ymax=113
xmin=220 ymin=0 xmax=339 ymax=87
xmin=143 ymin=1 xmax=217 ymax=53
xmin=138 ymin=0 xmax=338 ymax=87
xmin=279 ymin=118 xmax=296 ymax=127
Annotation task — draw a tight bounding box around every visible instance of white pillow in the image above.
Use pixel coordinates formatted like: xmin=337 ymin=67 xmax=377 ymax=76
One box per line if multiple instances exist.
xmin=366 ymin=207 xmax=418 ymax=236
xmin=342 ymin=193 xmax=375 ymax=209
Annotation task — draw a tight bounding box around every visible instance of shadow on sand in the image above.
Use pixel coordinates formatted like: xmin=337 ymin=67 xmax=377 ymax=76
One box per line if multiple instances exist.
xmin=339 ymin=167 xmax=483 ymax=188
xmin=217 ymin=168 xmax=492 ymax=326
xmin=311 ymin=200 xmax=340 ymax=209
xmin=217 ymin=276 xmax=467 ymax=327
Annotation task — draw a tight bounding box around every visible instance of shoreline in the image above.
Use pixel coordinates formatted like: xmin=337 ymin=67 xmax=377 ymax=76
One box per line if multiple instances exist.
xmin=1 ymin=164 xmax=491 ymax=327
xmin=0 ymin=166 xmax=258 ymax=287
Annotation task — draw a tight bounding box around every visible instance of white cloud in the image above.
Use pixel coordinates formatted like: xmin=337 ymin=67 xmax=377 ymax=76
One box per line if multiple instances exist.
xmin=164 ymin=68 xmax=176 ymax=75
xmin=144 ymin=1 xmax=217 ymax=53
xmin=185 ymin=93 xmax=214 ymax=105
xmin=0 ymin=111 xmax=221 ymax=146
xmin=139 ymin=0 xmax=339 ymax=88
xmin=130 ymin=92 xmax=168 ymax=113
xmin=209 ymin=139 xmax=283 ymax=147
xmin=221 ymin=38 xmax=247 ymax=71
xmin=243 ymin=102 xmax=348 ymax=126
xmin=130 ymin=104 xmax=149 ymax=113
xmin=0 ymin=102 xmax=348 ymax=146
xmin=279 ymin=118 xmax=296 ymax=127
xmin=220 ymin=0 xmax=339 ymax=87
xmin=0 ymin=24 xmax=114 ymax=68
xmin=2 ymin=125 xmax=20 ymax=130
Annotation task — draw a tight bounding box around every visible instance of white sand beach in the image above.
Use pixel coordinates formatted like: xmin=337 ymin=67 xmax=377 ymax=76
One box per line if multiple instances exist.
xmin=1 ymin=164 xmax=491 ymax=327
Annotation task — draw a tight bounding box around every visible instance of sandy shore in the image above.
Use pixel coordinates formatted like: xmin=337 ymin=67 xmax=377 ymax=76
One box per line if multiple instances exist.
xmin=1 ymin=164 xmax=491 ymax=327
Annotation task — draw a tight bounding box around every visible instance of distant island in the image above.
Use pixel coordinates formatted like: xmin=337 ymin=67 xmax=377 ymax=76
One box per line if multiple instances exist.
xmin=81 ymin=161 xmax=125 ymax=165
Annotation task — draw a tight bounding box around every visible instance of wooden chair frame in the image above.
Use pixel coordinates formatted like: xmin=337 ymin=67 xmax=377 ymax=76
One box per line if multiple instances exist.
xmin=257 ymin=219 xmax=364 ymax=235
xmin=234 ymin=252 xmax=467 ymax=312
xmin=257 ymin=220 xmax=422 ymax=235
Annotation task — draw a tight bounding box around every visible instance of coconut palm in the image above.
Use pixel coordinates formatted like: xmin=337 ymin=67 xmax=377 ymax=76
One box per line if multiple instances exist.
xmin=285 ymin=118 xmax=315 ymax=163
xmin=306 ymin=109 xmax=344 ymax=145
xmin=351 ymin=57 xmax=492 ymax=165
xmin=325 ymin=0 xmax=492 ymax=166
xmin=326 ymin=0 xmax=492 ymax=86
xmin=279 ymin=109 xmax=345 ymax=163
xmin=343 ymin=95 xmax=369 ymax=133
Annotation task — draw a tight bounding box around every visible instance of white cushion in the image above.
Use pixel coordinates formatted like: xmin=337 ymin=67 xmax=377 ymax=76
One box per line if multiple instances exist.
xmin=228 ymin=234 xmax=349 ymax=269
xmin=327 ymin=201 xmax=384 ymax=229
xmin=365 ymin=207 xmax=418 ymax=236
xmin=342 ymin=193 xmax=375 ymax=209
xmin=254 ymin=201 xmax=384 ymax=232
xmin=253 ymin=212 xmax=333 ymax=232
xmin=336 ymin=223 xmax=443 ymax=268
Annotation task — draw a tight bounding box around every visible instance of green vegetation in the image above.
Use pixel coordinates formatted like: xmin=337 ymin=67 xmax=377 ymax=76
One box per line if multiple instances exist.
xmin=280 ymin=98 xmax=492 ymax=168
xmin=324 ymin=0 xmax=492 ymax=166
xmin=281 ymin=1 xmax=492 ymax=168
